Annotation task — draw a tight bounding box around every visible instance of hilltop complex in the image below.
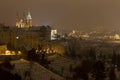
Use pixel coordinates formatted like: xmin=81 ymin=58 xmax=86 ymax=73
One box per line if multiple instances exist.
xmin=0 ymin=12 xmax=51 ymax=50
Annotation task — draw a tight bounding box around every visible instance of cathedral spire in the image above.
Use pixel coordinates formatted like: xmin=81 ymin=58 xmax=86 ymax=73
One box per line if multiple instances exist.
xmin=27 ymin=12 xmax=32 ymax=20
xmin=26 ymin=11 xmax=32 ymax=27
xmin=16 ymin=11 xmax=32 ymax=28
xmin=16 ymin=12 xmax=20 ymax=27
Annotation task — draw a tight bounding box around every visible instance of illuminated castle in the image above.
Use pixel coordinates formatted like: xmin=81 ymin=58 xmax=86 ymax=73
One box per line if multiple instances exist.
xmin=16 ymin=12 xmax=32 ymax=28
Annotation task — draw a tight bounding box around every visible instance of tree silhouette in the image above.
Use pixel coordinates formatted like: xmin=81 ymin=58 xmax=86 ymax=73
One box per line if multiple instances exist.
xmin=111 ymin=49 xmax=117 ymax=66
xmin=88 ymin=47 xmax=96 ymax=61
xmin=28 ymin=48 xmax=37 ymax=61
xmin=0 ymin=68 xmax=15 ymax=80
xmin=0 ymin=58 xmax=21 ymax=80
xmin=92 ymin=60 xmax=106 ymax=80
xmin=109 ymin=67 xmax=116 ymax=80
xmin=72 ymin=59 xmax=93 ymax=80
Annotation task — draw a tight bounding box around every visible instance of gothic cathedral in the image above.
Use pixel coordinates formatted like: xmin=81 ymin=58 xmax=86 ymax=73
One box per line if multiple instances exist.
xmin=16 ymin=12 xmax=32 ymax=28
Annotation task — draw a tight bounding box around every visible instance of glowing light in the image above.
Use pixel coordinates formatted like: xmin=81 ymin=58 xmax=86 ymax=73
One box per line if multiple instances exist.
xmin=16 ymin=36 xmax=19 ymax=39
xmin=51 ymin=29 xmax=57 ymax=40
xmin=18 ymin=51 xmax=22 ymax=55
xmin=114 ymin=34 xmax=120 ymax=40
xmin=5 ymin=50 xmax=11 ymax=55
xmin=27 ymin=12 xmax=32 ymax=19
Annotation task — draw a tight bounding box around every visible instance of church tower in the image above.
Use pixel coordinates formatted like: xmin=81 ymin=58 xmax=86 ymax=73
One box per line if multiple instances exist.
xmin=16 ymin=13 xmax=20 ymax=27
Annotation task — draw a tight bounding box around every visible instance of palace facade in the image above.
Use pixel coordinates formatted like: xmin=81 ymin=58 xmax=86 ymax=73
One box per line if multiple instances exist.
xmin=0 ymin=24 xmax=51 ymax=50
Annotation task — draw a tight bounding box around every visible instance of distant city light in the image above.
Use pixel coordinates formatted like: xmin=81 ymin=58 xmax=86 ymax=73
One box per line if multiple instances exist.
xmin=16 ymin=36 xmax=19 ymax=39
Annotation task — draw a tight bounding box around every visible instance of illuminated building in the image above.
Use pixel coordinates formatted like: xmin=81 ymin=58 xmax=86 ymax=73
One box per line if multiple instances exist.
xmin=16 ymin=12 xmax=32 ymax=28
xmin=0 ymin=25 xmax=51 ymax=49
xmin=0 ymin=44 xmax=21 ymax=55
xmin=114 ymin=34 xmax=120 ymax=40
xmin=0 ymin=45 xmax=7 ymax=54
xmin=0 ymin=12 xmax=53 ymax=54
xmin=51 ymin=29 xmax=57 ymax=40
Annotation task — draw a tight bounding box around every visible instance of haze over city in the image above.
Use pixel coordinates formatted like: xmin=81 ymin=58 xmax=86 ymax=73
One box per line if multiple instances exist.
xmin=1 ymin=0 xmax=120 ymax=80
xmin=0 ymin=0 xmax=120 ymax=32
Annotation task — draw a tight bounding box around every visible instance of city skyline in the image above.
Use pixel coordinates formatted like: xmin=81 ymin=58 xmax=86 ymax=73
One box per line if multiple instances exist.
xmin=0 ymin=1 xmax=120 ymax=80
xmin=1 ymin=0 xmax=120 ymax=32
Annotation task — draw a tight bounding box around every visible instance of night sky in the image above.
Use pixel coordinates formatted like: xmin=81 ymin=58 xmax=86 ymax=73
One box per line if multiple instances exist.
xmin=0 ymin=0 xmax=120 ymax=32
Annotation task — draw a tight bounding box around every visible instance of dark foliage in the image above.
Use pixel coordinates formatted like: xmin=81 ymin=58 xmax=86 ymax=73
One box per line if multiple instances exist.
xmin=92 ymin=60 xmax=106 ymax=80
xmin=0 ymin=58 xmax=21 ymax=80
xmin=72 ymin=59 xmax=93 ymax=80
xmin=108 ymin=67 xmax=116 ymax=80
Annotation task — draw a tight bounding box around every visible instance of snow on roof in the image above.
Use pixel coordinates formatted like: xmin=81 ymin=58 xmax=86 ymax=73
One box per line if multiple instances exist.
xmin=11 ymin=59 xmax=64 ymax=80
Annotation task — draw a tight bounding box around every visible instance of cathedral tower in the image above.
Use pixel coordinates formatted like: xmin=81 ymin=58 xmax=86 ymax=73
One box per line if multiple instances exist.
xmin=26 ymin=12 xmax=32 ymax=28
xmin=16 ymin=12 xmax=20 ymax=27
xmin=16 ymin=12 xmax=32 ymax=28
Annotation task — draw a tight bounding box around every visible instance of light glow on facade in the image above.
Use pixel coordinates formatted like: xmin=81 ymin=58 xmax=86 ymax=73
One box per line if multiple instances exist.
xmin=51 ymin=29 xmax=57 ymax=40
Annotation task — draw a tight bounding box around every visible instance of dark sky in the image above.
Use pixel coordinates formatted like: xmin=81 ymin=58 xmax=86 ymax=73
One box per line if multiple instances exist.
xmin=0 ymin=0 xmax=120 ymax=32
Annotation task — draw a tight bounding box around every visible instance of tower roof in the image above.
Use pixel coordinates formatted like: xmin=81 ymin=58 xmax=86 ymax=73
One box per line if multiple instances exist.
xmin=27 ymin=12 xmax=32 ymax=19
